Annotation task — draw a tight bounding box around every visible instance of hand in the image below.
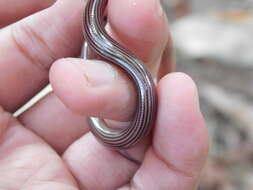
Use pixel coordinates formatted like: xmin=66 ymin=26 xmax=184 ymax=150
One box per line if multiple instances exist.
xmin=0 ymin=0 xmax=208 ymax=189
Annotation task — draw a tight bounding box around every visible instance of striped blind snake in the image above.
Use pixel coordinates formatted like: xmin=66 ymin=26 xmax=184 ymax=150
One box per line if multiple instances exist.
xmin=82 ymin=0 xmax=157 ymax=150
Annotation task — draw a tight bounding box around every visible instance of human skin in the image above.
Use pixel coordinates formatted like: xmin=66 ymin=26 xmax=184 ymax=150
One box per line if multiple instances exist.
xmin=0 ymin=0 xmax=208 ymax=189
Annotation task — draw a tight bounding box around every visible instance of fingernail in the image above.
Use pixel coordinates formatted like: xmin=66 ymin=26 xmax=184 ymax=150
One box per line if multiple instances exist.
xmin=72 ymin=60 xmax=117 ymax=87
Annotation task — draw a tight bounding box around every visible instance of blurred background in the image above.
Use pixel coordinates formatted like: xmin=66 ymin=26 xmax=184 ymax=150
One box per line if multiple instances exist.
xmin=160 ymin=0 xmax=253 ymax=189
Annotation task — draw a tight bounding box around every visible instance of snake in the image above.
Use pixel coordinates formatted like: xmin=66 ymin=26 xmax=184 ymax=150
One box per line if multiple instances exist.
xmin=82 ymin=0 xmax=157 ymax=150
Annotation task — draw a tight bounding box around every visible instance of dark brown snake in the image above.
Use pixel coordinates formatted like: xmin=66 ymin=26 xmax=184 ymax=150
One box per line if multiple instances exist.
xmin=82 ymin=0 xmax=157 ymax=150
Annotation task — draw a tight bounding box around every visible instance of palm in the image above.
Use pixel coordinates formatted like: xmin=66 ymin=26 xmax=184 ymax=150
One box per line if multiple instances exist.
xmin=0 ymin=0 xmax=208 ymax=189
xmin=0 ymin=117 xmax=77 ymax=189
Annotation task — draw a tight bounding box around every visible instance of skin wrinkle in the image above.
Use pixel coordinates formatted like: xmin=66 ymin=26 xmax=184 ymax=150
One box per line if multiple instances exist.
xmin=57 ymin=153 xmax=83 ymax=189
xmin=151 ymin=147 xmax=196 ymax=179
xmin=63 ymin=133 xmax=138 ymax=189
xmin=10 ymin=23 xmax=57 ymax=72
xmin=0 ymin=146 xmax=41 ymax=189
xmin=62 ymin=149 xmax=88 ymax=190
xmin=117 ymin=150 xmax=141 ymax=166
xmin=20 ymin=159 xmax=51 ymax=189
xmin=129 ymin=150 xmax=196 ymax=190
xmin=21 ymin=167 xmax=78 ymax=190
xmin=21 ymin=182 xmax=78 ymax=190
xmin=0 ymin=126 xmax=48 ymax=163
xmin=0 ymin=138 xmax=77 ymax=189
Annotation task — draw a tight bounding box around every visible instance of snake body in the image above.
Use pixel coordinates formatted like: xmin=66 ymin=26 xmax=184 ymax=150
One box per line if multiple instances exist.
xmin=83 ymin=0 xmax=157 ymax=149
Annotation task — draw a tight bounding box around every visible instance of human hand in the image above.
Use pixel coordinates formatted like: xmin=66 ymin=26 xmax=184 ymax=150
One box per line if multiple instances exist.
xmin=0 ymin=0 xmax=208 ymax=189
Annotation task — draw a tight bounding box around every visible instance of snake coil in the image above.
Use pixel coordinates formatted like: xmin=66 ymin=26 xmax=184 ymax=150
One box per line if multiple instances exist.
xmin=83 ymin=0 xmax=157 ymax=149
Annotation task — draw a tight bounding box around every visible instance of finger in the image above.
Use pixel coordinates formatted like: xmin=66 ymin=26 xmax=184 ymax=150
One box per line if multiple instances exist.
xmin=50 ymin=58 xmax=137 ymax=121
xmin=0 ymin=0 xmax=85 ymax=112
xmin=19 ymin=57 xmax=138 ymax=154
xmin=0 ymin=0 xmax=55 ymax=28
xmin=107 ymin=0 xmax=169 ymax=72
xmin=19 ymin=92 xmax=89 ymax=154
xmin=63 ymin=73 xmax=208 ymax=190
xmin=63 ymin=133 xmax=148 ymax=190
xmin=18 ymin=0 xmax=169 ymax=153
xmin=0 ymin=107 xmax=78 ymax=190
xmin=124 ymin=73 xmax=209 ymax=190
xmin=158 ymin=39 xmax=176 ymax=79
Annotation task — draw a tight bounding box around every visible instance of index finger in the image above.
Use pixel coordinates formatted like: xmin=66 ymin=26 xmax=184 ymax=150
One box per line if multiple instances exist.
xmin=0 ymin=0 xmax=56 ymax=28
